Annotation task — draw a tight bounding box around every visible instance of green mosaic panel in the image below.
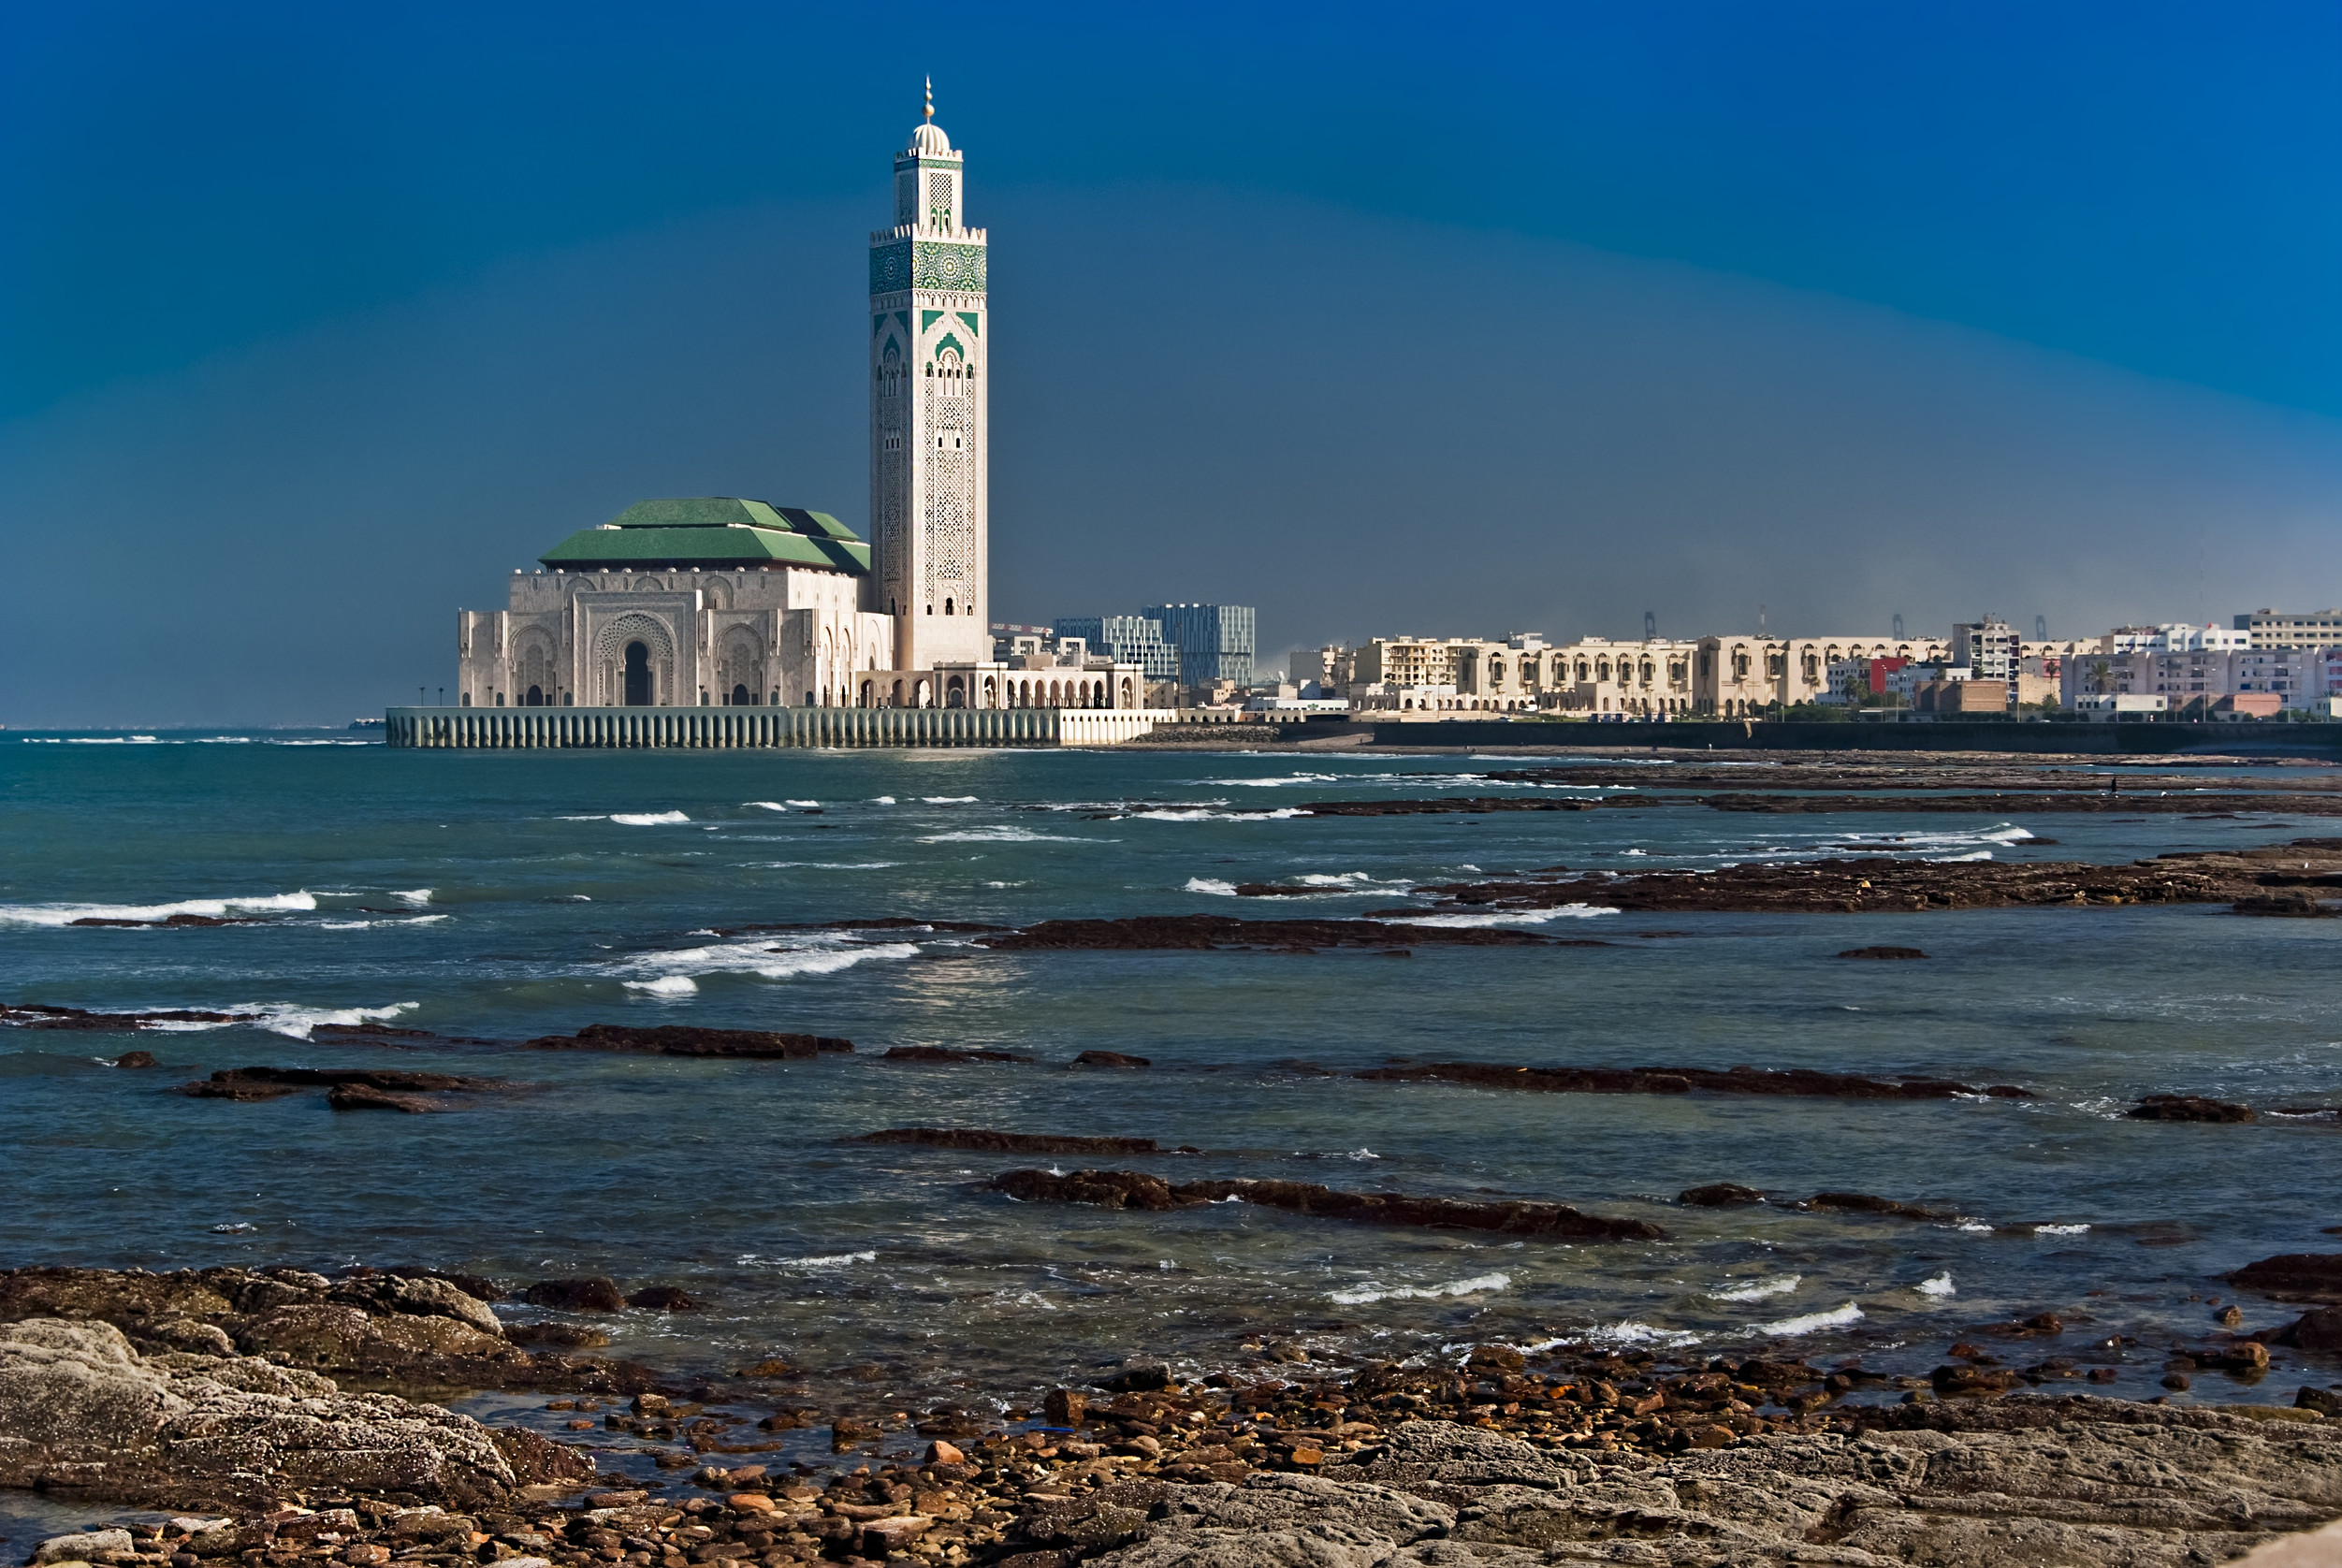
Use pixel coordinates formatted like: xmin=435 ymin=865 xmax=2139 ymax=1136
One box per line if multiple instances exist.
xmin=869 ymin=241 xmax=988 ymax=296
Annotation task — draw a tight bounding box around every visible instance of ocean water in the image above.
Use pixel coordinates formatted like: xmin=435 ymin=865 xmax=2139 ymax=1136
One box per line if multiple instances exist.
xmin=4 ymin=731 xmax=2339 ymax=1417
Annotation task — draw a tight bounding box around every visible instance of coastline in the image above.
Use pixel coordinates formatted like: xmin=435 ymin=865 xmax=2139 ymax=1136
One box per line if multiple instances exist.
xmin=7 ymin=1280 xmax=2342 ymax=1568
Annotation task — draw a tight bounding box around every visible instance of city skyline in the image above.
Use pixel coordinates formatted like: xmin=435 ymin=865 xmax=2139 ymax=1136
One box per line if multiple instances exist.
xmin=7 ymin=4 xmax=2342 ymax=725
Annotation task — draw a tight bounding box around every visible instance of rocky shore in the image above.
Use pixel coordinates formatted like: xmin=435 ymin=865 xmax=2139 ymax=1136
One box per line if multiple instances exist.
xmin=1387 ymin=837 xmax=2342 ymax=917
xmin=12 ymin=1294 xmax=2342 ymax=1568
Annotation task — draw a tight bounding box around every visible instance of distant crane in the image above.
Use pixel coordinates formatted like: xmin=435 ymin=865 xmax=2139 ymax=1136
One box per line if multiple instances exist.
xmin=1644 ymin=610 xmax=1657 ymax=640
xmin=1892 ymin=612 xmax=1905 ymax=639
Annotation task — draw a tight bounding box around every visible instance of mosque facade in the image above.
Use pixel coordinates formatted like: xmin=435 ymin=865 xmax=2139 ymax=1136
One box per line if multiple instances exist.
xmin=454 ymin=88 xmax=1142 ymax=716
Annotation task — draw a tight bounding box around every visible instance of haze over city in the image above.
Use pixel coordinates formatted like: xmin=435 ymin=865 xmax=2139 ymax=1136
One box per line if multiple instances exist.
xmin=6 ymin=1 xmax=2341 ymax=725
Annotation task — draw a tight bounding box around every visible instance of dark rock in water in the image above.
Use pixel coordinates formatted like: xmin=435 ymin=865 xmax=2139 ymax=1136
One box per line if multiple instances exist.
xmin=996 ymin=1169 xmax=1180 ymax=1211
xmin=1098 ymin=1363 xmax=1171 ymax=1393
xmin=507 ymin=1322 xmax=612 ymax=1349
xmin=1838 ymin=946 xmax=1927 ymax=960
xmin=1805 ymin=1192 xmax=1958 ymax=1222
xmin=1932 ymin=1363 xmax=2021 ymax=1395
xmin=2299 ymin=1385 xmax=2342 ymax=1415
xmin=2230 ymin=1254 xmax=2342 ymax=1301
xmin=524 ymin=1276 xmax=626 ymax=1312
xmin=854 ymin=1128 xmax=1159 ymax=1154
xmin=1357 ymin=1059 xmax=2031 ymax=1101
xmin=1042 ymin=1388 xmax=1086 ymax=1426
xmin=882 ymin=1045 xmax=1034 ymax=1063
xmin=521 ymin=1023 xmax=851 ymax=1057
xmin=1287 ymin=796 xmax=1653 ymax=817
xmin=1071 ymin=1050 xmax=1151 ymax=1068
xmin=327 ymin=1082 xmax=440 ymax=1113
xmin=3 ymin=1002 xmax=255 ymax=1031
xmin=2277 ymin=1308 xmax=2342 ymax=1351
xmin=625 ymin=1285 xmax=701 ymax=1312
xmin=2130 ymin=1094 xmax=2255 ymax=1123
xmin=980 ymin=915 xmax=1555 ymax=952
xmin=1680 ymin=1183 xmax=1766 ymax=1207
xmin=173 ymin=1079 xmax=302 ymax=1101
xmin=213 ymin=1066 xmax=516 ymax=1092
xmin=2233 ymin=892 xmax=2335 ymax=917
xmin=114 ymin=1050 xmax=157 ymax=1068
xmin=1230 ymin=883 xmax=1322 ymax=897
xmin=993 ymin=1169 xmax=1664 ymax=1241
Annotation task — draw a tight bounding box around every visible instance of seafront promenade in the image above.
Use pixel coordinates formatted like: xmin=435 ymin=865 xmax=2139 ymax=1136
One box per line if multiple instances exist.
xmin=382 ymin=704 xmax=1157 ymax=749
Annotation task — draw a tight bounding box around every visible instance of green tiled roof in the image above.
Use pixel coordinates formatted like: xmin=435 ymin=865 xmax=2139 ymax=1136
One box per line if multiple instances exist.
xmin=539 ymin=498 xmax=869 ymax=575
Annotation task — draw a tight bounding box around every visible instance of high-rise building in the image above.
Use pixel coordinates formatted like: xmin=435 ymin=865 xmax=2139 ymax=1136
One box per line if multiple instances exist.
xmin=1143 ymin=603 xmax=1256 ymax=688
xmin=869 ymin=80 xmax=989 ymax=671
xmin=1053 ymin=616 xmax=1181 ymax=679
xmin=1951 ymin=615 xmax=2023 ymax=693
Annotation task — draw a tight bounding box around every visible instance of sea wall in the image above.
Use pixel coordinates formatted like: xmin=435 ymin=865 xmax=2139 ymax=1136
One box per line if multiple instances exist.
xmin=383 ymin=705 xmax=1157 ymax=749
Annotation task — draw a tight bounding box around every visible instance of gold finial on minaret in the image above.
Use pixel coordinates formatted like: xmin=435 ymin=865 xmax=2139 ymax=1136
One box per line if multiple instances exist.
xmin=924 ymin=77 xmax=934 ymax=121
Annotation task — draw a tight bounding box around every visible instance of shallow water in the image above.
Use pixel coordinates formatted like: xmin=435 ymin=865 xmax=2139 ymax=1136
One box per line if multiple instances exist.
xmin=3 ymin=732 xmax=2338 ymax=1422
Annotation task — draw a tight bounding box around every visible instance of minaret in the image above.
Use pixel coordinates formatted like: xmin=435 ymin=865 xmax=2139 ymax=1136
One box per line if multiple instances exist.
xmin=869 ymin=79 xmax=989 ymax=672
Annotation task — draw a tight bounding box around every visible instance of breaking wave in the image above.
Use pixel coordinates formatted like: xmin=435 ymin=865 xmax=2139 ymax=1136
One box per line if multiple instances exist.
xmin=0 ymin=892 xmax=319 ymax=928
xmin=614 ymin=935 xmax=920 ymax=989
xmin=1391 ymin=904 xmax=1620 ymax=928
xmin=919 ymin=826 xmax=1103 ymax=844
xmin=1708 ymin=1275 xmax=1799 ymax=1303
xmin=1327 ymin=1270 xmax=1509 ymax=1306
xmin=1753 ymin=1302 xmax=1863 ymax=1336
xmin=1186 ymin=878 xmax=1239 ymax=896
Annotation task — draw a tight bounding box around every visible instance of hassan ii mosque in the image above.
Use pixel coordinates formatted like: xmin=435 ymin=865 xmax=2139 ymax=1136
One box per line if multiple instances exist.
xmin=449 ymin=86 xmax=1146 ymax=721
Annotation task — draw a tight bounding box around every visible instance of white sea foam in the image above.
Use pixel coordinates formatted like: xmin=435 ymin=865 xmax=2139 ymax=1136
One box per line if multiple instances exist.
xmin=1958 ymin=1222 xmax=1995 ymax=1233
xmin=1134 ymin=806 xmax=1308 ymax=822
xmin=1192 ymin=772 xmax=1346 ymax=788
xmin=318 ymin=914 xmax=448 ymax=930
xmin=744 ymin=801 xmax=790 ymax=811
xmin=390 ymin=888 xmax=433 ymax=906
xmin=211 ymin=1222 xmax=258 ymax=1234
xmin=615 ymin=936 xmax=920 ymax=987
xmin=1916 ymin=1272 xmax=1957 ymax=1297
xmin=1186 ymin=878 xmax=1240 ymax=896
xmin=788 ymin=799 xmax=821 ymax=807
xmin=1328 ymin=1270 xmax=1509 ymax=1306
xmin=1394 ymin=903 xmax=1621 ymax=928
xmin=609 ymin=810 xmax=691 ymax=826
xmin=1930 ymin=849 xmax=1994 ymax=863
xmin=131 ymin=1001 xmax=420 ymax=1038
xmin=740 ymin=1250 xmax=878 ymax=1268
xmin=1754 ymin=1302 xmax=1863 ymax=1336
xmin=1709 ymin=1275 xmax=1799 ymax=1302
xmin=0 ymin=891 xmax=319 ymax=927
xmin=919 ymin=826 xmax=1102 ymax=843
xmin=1571 ymin=1320 xmax=1703 ymax=1349
xmin=923 ymin=795 xmax=979 ymax=804
xmin=871 ymin=795 xmax=897 ymax=805
xmin=2032 ymin=1223 xmax=2090 ymax=1236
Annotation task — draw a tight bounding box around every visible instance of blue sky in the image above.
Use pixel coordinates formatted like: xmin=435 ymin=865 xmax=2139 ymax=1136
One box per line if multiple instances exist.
xmin=6 ymin=1 xmax=2341 ymax=721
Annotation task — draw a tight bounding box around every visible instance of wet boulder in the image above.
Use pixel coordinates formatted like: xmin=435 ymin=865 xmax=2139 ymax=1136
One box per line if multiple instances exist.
xmin=523 ymin=1277 xmax=626 ymax=1312
xmin=2229 ymin=1255 xmax=2342 ymax=1301
xmin=1680 ymin=1183 xmax=1766 ymax=1207
xmin=2130 ymin=1095 xmax=2255 ymax=1123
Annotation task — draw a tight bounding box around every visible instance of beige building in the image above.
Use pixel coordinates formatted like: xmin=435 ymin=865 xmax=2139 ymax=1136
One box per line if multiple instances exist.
xmin=1696 ymin=635 xmax=1950 ymax=715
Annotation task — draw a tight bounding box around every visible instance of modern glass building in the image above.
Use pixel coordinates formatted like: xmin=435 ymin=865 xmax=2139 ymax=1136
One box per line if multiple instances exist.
xmin=1052 ymin=615 xmax=1182 ymax=679
xmin=1142 ymin=603 xmax=1256 ymax=688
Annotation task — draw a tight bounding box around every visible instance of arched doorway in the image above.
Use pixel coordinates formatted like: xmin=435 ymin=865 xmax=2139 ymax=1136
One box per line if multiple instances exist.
xmin=526 ymin=685 xmax=544 ymax=707
xmin=623 ymin=642 xmax=653 ymax=706
xmin=731 ymin=683 xmax=749 ymax=706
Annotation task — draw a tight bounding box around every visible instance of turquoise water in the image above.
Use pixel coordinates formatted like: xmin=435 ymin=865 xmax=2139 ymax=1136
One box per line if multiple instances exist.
xmin=3 ymin=732 xmax=2338 ymax=1414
